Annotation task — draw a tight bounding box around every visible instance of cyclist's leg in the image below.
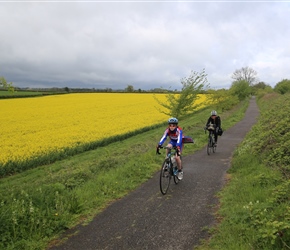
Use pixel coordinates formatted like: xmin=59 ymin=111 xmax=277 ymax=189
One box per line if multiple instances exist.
xmin=177 ymin=144 xmax=183 ymax=170
xmin=214 ymin=129 xmax=218 ymax=144
xmin=176 ymin=155 xmax=182 ymax=170
xmin=171 ymin=141 xmax=183 ymax=180
xmin=170 ymin=141 xmax=182 ymax=171
xmin=176 ymin=154 xmax=183 ymax=180
xmin=166 ymin=142 xmax=173 ymax=156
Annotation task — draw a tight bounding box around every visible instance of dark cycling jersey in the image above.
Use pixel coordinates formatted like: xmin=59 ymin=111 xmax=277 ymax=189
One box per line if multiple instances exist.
xmin=206 ymin=116 xmax=221 ymax=128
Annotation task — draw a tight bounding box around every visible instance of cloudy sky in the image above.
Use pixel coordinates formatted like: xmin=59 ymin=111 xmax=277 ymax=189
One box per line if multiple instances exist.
xmin=1 ymin=1 xmax=289 ymax=90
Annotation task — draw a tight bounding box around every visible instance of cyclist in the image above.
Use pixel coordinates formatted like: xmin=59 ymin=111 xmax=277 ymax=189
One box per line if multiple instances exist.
xmin=205 ymin=110 xmax=221 ymax=146
xmin=157 ymin=117 xmax=183 ymax=180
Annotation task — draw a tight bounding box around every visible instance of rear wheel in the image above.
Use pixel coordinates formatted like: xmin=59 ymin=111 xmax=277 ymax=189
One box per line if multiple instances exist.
xmin=160 ymin=160 xmax=172 ymax=195
xmin=173 ymin=166 xmax=179 ymax=184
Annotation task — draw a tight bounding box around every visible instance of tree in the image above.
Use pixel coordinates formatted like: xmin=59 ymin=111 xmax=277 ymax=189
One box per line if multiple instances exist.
xmin=253 ymin=81 xmax=268 ymax=89
xmin=274 ymin=79 xmax=290 ymax=94
xmin=0 ymin=76 xmax=14 ymax=92
xmin=154 ymin=69 xmax=209 ymax=118
xmin=231 ymin=66 xmax=258 ymax=86
xmin=251 ymin=81 xmax=272 ymax=95
xmin=229 ymin=80 xmax=251 ymax=101
xmin=125 ymin=85 xmax=134 ymax=92
xmin=207 ymin=88 xmax=239 ymax=111
xmin=105 ymin=88 xmax=113 ymax=92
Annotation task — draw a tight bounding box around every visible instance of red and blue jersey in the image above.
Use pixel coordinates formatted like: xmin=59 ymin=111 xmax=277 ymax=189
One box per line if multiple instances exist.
xmin=159 ymin=126 xmax=183 ymax=148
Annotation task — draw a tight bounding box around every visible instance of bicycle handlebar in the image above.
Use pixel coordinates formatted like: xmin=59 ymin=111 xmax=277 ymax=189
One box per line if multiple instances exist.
xmin=156 ymin=146 xmax=179 ymax=156
xmin=205 ymin=123 xmax=216 ymax=133
xmin=156 ymin=146 xmax=162 ymax=155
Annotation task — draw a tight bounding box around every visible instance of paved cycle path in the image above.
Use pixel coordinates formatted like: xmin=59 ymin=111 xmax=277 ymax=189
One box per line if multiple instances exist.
xmin=49 ymin=97 xmax=259 ymax=250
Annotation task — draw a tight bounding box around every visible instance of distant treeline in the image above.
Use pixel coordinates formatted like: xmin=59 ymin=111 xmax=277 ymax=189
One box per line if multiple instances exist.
xmin=0 ymin=87 xmax=185 ymax=96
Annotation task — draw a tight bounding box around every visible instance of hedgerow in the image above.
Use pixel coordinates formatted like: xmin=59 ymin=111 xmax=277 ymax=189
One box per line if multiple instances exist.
xmin=228 ymin=93 xmax=290 ymax=249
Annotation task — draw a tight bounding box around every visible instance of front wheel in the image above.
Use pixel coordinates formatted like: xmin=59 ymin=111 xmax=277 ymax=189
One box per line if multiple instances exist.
xmin=160 ymin=160 xmax=172 ymax=195
xmin=207 ymin=137 xmax=212 ymax=155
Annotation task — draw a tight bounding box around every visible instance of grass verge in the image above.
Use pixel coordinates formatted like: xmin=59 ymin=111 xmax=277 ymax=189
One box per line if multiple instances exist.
xmin=0 ymin=99 xmax=249 ymax=250
xmin=197 ymin=93 xmax=290 ymax=250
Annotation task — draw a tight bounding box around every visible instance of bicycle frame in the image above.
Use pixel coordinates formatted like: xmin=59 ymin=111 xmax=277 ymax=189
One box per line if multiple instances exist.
xmin=166 ymin=147 xmax=179 ymax=173
xmin=158 ymin=146 xmax=180 ymax=195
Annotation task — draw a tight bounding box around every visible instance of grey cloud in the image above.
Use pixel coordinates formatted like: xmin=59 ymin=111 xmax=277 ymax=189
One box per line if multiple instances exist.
xmin=0 ymin=2 xmax=290 ymax=90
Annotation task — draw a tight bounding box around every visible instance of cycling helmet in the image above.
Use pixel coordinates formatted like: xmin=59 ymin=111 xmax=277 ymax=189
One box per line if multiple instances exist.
xmin=211 ymin=110 xmax=217 ymax=116
xmin=168 ymin=117 xmax=178 ymax=124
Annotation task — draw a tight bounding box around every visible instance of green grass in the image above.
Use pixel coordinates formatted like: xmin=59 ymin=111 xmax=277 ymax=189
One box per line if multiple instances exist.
xmin=0 ymin=99 xmax=249 ymax=250
xmin=0 ymin=90 xmax=43 ymax=96
xmin=0 ymin=90 xmax=65 ymax=99
xmin=197 ymin=93 xmax=290 ymax=250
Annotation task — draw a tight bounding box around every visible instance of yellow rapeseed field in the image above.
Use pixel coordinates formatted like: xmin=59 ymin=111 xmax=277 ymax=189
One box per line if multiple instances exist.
xmin=0 ymin=93 xmax=207 ymax=166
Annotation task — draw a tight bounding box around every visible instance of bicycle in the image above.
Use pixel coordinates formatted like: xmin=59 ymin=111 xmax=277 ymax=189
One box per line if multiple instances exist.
xmin=205 ymin=123 xmax=216 ymax=155
xmin=156 ymin=146 xmax=180 ymax=195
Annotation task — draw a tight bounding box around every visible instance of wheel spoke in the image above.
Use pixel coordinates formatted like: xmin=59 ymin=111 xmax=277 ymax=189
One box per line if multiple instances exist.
xmin=173 ymin=166 xmax=179 ymax=184
xmin=160 ymin=160 xmax=171 ymax=195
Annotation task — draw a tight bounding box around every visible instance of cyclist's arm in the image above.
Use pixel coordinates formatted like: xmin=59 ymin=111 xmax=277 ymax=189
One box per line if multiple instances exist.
xmin=217 ymin=116 xmax=221 ymax=128
xmin=205 ymin=117 xmax=211 ymax=126
xmin=158 ymin=128 xmax=169 ymax=146
xmin=176 ymin=128 xmax=183 ymax=154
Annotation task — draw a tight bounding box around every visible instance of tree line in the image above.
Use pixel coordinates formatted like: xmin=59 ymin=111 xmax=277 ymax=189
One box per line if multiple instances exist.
xmin=1 ymin=67 xmax=290 ymax=114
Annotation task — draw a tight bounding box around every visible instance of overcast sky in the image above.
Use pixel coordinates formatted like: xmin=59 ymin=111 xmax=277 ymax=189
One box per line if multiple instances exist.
xmin=1 ymin=1 xmax=289 ymax=90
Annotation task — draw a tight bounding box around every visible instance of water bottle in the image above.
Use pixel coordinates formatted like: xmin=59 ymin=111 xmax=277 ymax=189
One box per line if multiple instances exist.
xmin=171 ymin=155 xmax=175 ymax=165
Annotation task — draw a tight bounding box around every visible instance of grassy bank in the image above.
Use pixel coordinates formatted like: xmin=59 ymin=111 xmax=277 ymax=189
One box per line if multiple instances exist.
xmin=0 ymin=100 xmax=249 ymax=250
xmin=0 ymin=90 xmax=66 ymax=99
xmin=198 ymin=93 xmax=290 ymax=250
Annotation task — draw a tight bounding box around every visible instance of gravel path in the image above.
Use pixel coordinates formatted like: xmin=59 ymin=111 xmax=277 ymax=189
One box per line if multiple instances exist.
xmin=49 ymin=97 xmax=259 ymax=250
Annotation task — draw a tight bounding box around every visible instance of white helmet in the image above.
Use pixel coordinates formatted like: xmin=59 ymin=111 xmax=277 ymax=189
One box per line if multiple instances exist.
xmin=168 ymin=117 xmax=178 ymax=124
xmin=211 ymin=110 xmax=217 ymax=116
